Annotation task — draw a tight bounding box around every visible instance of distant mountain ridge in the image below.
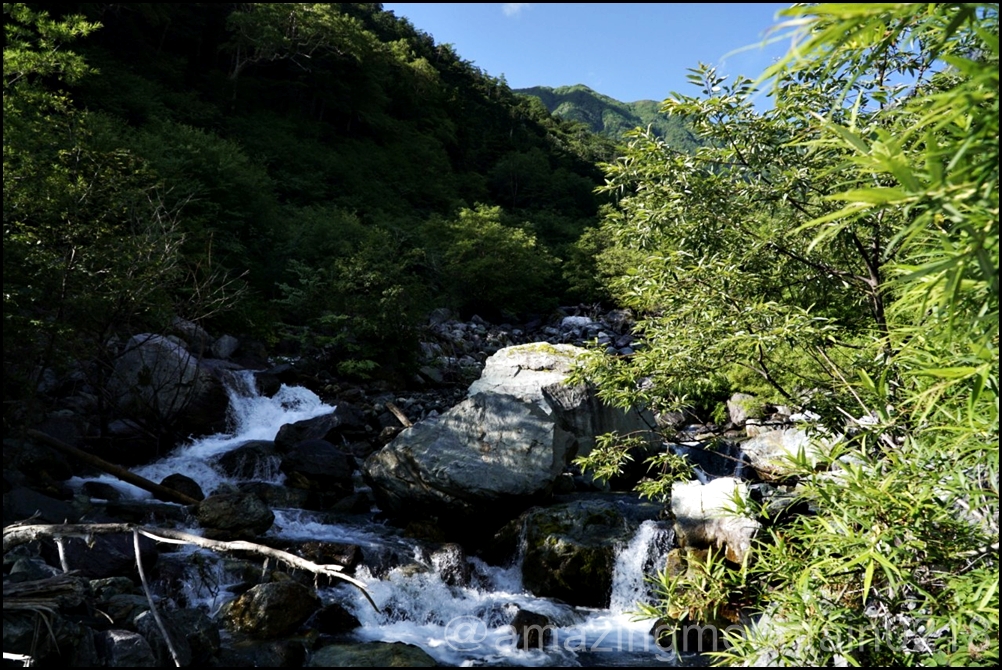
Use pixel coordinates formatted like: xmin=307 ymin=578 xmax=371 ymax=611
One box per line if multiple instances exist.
xmin=516 ymin=84 xmax=700 ymax=151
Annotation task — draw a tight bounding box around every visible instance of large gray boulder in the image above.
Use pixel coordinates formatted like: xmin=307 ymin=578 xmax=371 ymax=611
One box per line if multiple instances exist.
xmin=364 ymin=392 xmax=574 ymax=523
xmin=363 ymin=344 xmax=657 ymax=525
xmin=467 ymin=343 xmax=581 ymax=406
xmin=108 ymin=334 xmax=228 ymax=436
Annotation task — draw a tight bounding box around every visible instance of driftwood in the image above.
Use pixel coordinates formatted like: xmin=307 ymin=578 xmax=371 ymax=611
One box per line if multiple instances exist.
xmin=385 ymin=402 xmax=412 ymax=428
xmin=3 ymin=522 xmax=379 ymax=611
xmin=3 ymin=572 xmax=89 ymax=612
xmin=25 ymin=430 xmax=200 ymax=505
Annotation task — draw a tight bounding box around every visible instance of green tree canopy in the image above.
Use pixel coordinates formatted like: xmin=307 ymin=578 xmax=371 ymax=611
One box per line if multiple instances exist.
xmin=579 ymin=3 xmax=998 ymax=665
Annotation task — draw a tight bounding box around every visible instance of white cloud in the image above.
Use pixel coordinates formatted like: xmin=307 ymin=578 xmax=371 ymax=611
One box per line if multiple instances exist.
xmin=502 ymin=3 xmax=530 ymax=18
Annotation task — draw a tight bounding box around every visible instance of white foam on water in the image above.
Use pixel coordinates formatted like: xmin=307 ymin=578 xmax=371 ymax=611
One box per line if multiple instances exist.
xmin=126 ymin=371 xmax=334 ymax=495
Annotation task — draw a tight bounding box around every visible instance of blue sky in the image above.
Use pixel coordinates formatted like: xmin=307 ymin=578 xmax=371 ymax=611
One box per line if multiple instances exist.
xmin=382 ymin=3 xmax=795 ymax=103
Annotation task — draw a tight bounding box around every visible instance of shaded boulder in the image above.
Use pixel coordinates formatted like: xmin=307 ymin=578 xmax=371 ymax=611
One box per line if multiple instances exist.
xmin=212 ymin=333 xmax=241 ymax=360
xmin=307 ymin=642 xmax=437 ymax=667
xmin=542 ymin=381 xmax=658 ymax=486
xmin=280 ymin=439 xmax=355 ymax=495
xmin=671 ymin=477 xmax=760 ymax=564
xmin=363 ymin=392 xmax=573 ymax=526
xmin=310 ymin=602 xmax=361 ymax=635
xmin=195 ymin=492 xmax=274 ymax=541
xmin=511 ymin=609 xmax=552 ymax=651
xmin=108 ymin=334 xmax=229 ymax=438
xmin=224 ymin=581 xmax=321 ymax=639
xmin=275 ymin=404 xmax=369 ymax=452
xmin=520 ymin=499 xmax=639 ymax=608
xmin=95 ymin=629 xmax=158 ymax=667
xmin=158 ymin=473 xmax=204 ymax=502
xmin=3 ymin=487 xmax=81 ymax=526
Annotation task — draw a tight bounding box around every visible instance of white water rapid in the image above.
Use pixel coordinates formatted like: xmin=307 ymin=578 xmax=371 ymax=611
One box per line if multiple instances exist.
xmin=75 ymin=372 xmax=682 ymax=667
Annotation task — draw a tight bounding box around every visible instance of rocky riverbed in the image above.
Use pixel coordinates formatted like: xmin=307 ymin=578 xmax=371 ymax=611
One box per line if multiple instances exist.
xmin=4 ymin=307 xmax=819 ymax=666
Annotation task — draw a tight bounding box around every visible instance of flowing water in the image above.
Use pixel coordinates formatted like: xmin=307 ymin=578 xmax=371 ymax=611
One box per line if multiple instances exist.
xmin=76 ymin=372 xmax=682 ymax=666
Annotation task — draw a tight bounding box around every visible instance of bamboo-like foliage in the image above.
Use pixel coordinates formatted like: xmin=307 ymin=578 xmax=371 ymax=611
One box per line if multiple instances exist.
xmin=578 ymin=3 xmax=998 ymax=665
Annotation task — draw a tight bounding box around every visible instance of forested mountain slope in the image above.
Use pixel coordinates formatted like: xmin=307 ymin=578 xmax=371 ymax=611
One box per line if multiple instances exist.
xmin=516 ymin=83 xmax=700 ymax=150
xmin=4 ymin=2 xmax=618 ymax=397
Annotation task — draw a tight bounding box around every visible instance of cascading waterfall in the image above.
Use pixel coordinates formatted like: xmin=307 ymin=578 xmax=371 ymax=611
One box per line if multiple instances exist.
xmin=76 ymin=372 xmax=682 ymax=666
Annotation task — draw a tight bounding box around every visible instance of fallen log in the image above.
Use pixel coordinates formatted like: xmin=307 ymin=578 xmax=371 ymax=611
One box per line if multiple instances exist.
xmin=3 ymin=522 xmax=378 ymax=611
xmin=25 ymin=430 xmax=200 ymax=505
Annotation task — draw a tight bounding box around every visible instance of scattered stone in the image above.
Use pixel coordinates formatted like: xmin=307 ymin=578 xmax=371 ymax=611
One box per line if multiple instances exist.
xmin=671 ymin=477 xmax=760 ymax=564
xmin=224 ymin=581 xmax=321 ymax=639
xmin=431 ymin=543 xmax=470 ymax=587
xmin=195 ymin=491 xmax=274 ymax=540
xmin=96 ymin=629 xmax=158 ymax=667
xmin=310 ymin=602 xmax=361 ymax=635
xmin=511 ymin=609 xmax=552 ymax=651
xmin=158 ymin=473 xmax=204 ymax=502
xmin=307 ymin=641 xmax=437 ymax=667
xmin=212 ymin=334 xmax=241 ymax=360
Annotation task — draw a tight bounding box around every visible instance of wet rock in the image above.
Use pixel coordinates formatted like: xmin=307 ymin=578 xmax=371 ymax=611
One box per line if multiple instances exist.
xmin=431 ymin=543 xmax=470 ymax=587
xmin=237 ymin=482 xmax=311 ymax=510
xmin=172 ymin=608 xmax=221 ymax=664
xmin=158 ymin=473 xmax=204 ymax=502
xmin=520 ymin=499 xmax=638 ymax=608
xmin=310 ymin=602 xmax=361 ymax=635
xmin=280 ymin=439 xmax=355 ymax=494
xmin=82 ymin=480 xmax=123 ymax=501
xmin=8 ymin=557 xmax=61 ymax=583
xmin=275 ymin=404 xmax=369 ymax=452
xmin=136 ymin=609 xmax=193 ymax=667
xmin=511 ymin=609 xmax=552 ymax=651
xmin=670 ymin=440 xmax=748 ymax=480
xmin=103 ymin=593 xmax=150 ymax=625
xmin=307 ymin=641 xmax=437 ymax=667
xmin=290 ymin=541 xmax=363 ymax=573
xmin=214 ymin=440 xmax=281 ymax=480
xmin=195 ymin=492 xmax=274 ymax=540
xmin=223 ymin=581 xmax=321 ymax=639
xmin=671 ymin=477 xmax=760 ymax=564
xmin=217 ymin=638 xmax=307 ymax=667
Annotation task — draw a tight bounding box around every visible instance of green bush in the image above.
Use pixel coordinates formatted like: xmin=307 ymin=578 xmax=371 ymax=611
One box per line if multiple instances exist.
xmin=425 ymin=205 xmax=559 ymax=317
